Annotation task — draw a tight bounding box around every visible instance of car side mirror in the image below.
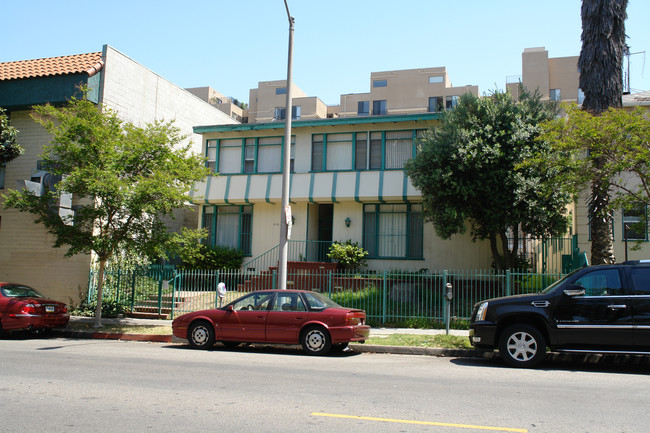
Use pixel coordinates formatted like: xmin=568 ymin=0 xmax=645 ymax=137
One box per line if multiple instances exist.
xmin=226 ymin=305 xmax=234 ymax=312
xmin=563 ymin=285 xmax=585 ymax=297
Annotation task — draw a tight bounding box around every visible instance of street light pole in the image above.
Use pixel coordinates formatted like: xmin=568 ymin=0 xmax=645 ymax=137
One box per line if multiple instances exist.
xmin=278 ymin=0 xmax=294 ymax=290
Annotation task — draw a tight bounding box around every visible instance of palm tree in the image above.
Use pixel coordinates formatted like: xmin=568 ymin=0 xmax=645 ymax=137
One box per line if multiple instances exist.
xmin=578 ymin=0 xmax=628 ymax=264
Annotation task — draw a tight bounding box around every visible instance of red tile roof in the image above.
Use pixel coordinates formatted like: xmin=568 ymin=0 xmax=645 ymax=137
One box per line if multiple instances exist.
xmin=0 ymin=52 xmax=104 ymax=81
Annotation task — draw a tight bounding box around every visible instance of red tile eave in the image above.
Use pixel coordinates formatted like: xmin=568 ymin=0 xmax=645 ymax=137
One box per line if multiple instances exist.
xmin=0 ymin=52 xmax=104 ymax=81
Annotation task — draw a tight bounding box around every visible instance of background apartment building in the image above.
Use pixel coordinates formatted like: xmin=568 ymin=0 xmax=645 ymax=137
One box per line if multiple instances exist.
xmin=0 ymin=46 xmax=237 ymax=301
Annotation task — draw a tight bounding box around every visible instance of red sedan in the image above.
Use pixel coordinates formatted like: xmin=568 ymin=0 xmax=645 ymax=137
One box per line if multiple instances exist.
xmin=172 ymin=289 xmax=370 ymax=355
xmin=0 ymin=283 xmax=69 ymax=334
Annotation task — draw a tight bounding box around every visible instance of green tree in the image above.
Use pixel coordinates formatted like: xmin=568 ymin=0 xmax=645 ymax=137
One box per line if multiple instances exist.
xmin=3 ymin=94 xmax=208 ymax=327
xmin=0 ymin=107 xmax=23 ymax=164
xmin=405 ymin=90 xmax=571 ymax=270
xmin=578 ymin=0 xmax=628 ymax=264
xmin=538 ymin=104 xmax=650 ymax=243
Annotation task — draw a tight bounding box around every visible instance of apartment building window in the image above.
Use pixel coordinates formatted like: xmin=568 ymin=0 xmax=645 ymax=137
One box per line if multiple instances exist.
xmin=316 ymin=130 xmax=422 ymax=172
xmin=0 ymin=163 xmax=5 ymax=189
xmin=623 ymin=205 xmax=647 ymax=241
xmin=310 ymin=133 xmax=355 ymax=171
xmin=202 ymin=205 xmax=252 ymax=255
xmin=244 ymin=138 xmax=256 ymax=173
xmin=428 ymin=96 xmax=443 ymax=112
xmin=446 ymin=95 xmax=459 ymax=109
xmin=373 ymin=79 xmax=387 ymax=88
xmin=385 ymin=131 xmax=413 ymax=169
xmin=549 ymin=89 xmax=561 ymax=101
xmin=363 ymin=203 xmax=423 ymax=259
xmin=274 ymin=105 xmax=301 ymax=120
xmin=207 ymin=137 xmax=293 ymax=175
xmin=276 ymin=87 xmax=287 ymax=95
xmin=429 ymin=76 xmax=443 ymax=84
xmin=257 ymin=137 xmax=283 ymax=173
xmin=372 ymin=100 xmax=387 ymax=116
xmin=358 ymin=101 xmax=369 ymax=116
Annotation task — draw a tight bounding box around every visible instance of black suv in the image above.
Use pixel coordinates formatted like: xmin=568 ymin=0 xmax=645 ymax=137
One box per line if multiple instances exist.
xmin=469 ymin=261 xmax=650 ymax=368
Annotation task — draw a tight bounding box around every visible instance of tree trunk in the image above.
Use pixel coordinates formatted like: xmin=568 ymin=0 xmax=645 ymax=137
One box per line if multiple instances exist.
xmin=579 ymin=0 xmax=627 ymax=264
xmin=93 ymin=258 xmax=108 ymax=328
xmin=590 ymin=179 xmax=616 ymax=264
xmin=489 ymin=233 xmax=503 ymax=271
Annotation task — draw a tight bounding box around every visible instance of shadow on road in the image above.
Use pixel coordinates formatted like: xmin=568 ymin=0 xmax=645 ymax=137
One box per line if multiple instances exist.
xmin=166 ymin=342 xmax=362 ymax=358
xmin=451 ymin=353 xmax=650 ymax=375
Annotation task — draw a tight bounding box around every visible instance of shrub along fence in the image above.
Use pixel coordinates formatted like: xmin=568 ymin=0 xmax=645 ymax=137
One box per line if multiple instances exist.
xmin=87 ymin=266 xmax=564 ymax=326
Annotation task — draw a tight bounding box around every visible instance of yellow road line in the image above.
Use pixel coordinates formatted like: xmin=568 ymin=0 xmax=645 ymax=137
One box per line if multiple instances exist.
xmin=311 ymin=412 xmax=528 ymax=433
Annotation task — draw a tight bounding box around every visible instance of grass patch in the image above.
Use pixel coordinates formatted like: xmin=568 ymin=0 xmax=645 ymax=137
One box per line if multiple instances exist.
xmin=365 ymin=333 xmax=472 ymax=349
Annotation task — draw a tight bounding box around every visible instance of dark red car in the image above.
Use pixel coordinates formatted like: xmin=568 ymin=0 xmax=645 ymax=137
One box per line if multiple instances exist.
xmin=172 ymin=289 xmax=370 ymax=355
xmin=0 ymin=283 xmax=70 ymax=334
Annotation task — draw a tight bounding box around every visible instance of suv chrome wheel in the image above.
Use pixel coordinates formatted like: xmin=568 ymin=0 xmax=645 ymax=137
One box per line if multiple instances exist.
xmin=499 ymin=324 xmax=546 ymax=368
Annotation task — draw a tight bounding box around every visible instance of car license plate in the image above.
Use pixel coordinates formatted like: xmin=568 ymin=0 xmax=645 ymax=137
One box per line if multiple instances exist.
xmin=45 ymin=305 xmax=55 ymax=313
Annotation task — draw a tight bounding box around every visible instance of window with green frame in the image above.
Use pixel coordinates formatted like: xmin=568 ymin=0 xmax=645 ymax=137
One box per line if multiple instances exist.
xmin=363 ymin=203 xmax=423 ymax=259
xmin=622 ymin=205 xmax=648 ymax=241
xmin=205 ymin=137 xmax=294 ymax=175
xmin=312 ymin=130 xmax=424 ymax=172
xmin=202 ymin=205 xmax=253 ymax=255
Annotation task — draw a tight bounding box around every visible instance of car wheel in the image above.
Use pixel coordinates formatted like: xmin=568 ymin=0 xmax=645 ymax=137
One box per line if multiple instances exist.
xmin=188 ymin=321 xmax=215 ymax=350
xmin=301 ymin=326 xmax=331 ymax=355
xmin=498 ymin=324 xmax=546 ymax=368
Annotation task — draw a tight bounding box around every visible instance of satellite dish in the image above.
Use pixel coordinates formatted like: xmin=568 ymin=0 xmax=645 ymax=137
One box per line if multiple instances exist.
xmin=217 ymin=282 xmax=227 ymax=298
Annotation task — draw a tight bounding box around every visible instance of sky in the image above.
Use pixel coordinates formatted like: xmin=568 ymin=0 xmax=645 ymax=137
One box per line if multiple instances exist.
xmin=3 ymin=0 xmax=649 ymax=106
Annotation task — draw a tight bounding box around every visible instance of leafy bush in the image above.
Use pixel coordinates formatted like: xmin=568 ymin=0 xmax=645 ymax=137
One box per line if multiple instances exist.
xmin=70 ymin=298 xmax=130 ymax=318
xmin=328 ymin=240 xmax=368 ymax=270
xmin=179 ymin=244 xmax=244 ymax=270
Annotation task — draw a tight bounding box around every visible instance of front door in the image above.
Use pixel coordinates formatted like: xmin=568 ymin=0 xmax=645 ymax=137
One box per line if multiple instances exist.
xmin=553 ymin=268 xmax=635 ymax=349
xmin=317 ymin=204 xmax=333 ymax=261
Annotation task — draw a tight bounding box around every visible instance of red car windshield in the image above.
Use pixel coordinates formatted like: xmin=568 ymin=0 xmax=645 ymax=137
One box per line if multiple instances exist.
xmin=1 ymin=285 xmax=45 ymax=298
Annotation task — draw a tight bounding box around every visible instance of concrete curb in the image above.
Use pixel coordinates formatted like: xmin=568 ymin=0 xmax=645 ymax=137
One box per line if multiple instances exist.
xmin=56 ymin=330 xmax=173 ymax=343
xmin=55 ymin=329 xmax=487 ymax=358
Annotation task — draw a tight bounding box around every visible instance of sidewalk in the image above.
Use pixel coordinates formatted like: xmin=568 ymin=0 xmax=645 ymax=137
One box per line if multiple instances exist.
xmin=58 ymin=316 xmax=481 ymax=358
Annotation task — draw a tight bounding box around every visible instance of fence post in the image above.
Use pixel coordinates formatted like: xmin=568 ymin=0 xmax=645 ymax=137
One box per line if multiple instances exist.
xmin=327 ymin=270 xmax=332 ymax=298
xmin=87 ymin=268 xmax=94 ymax=303
xmin=382 ymin=271 xmax=387 ymax=325
xmin=506 ymin=269 xmax=512 ymax=297
xmin=157 ymin=272 xmax=163 ymax=317
xmin=442 ymin=270 xmax=449 ymax=330
xmin=130 ymin=270 xmax=137 ymax=313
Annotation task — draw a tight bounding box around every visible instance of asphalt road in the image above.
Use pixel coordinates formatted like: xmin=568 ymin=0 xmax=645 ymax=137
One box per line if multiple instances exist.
xmin=2 ymin=336 xmax=649 ymax=433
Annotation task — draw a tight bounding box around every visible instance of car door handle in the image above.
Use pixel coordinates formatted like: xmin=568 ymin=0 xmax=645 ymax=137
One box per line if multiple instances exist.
xmin=607 ymin=304 xmax=627 ymax=310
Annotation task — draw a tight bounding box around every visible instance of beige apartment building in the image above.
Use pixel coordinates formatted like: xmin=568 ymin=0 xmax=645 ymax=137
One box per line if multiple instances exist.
xmin=507 ymin=47 xmax=582 ymax=104
xmin=194 ymin=48 xmax=650 ymax=276
xmin=192 ymin=66 xmax=494 ymax=274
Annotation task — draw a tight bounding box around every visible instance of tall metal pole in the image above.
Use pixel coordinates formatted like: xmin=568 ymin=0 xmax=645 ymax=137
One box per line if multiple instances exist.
xmin=278 ymin=0 xmax=294 ymax=290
